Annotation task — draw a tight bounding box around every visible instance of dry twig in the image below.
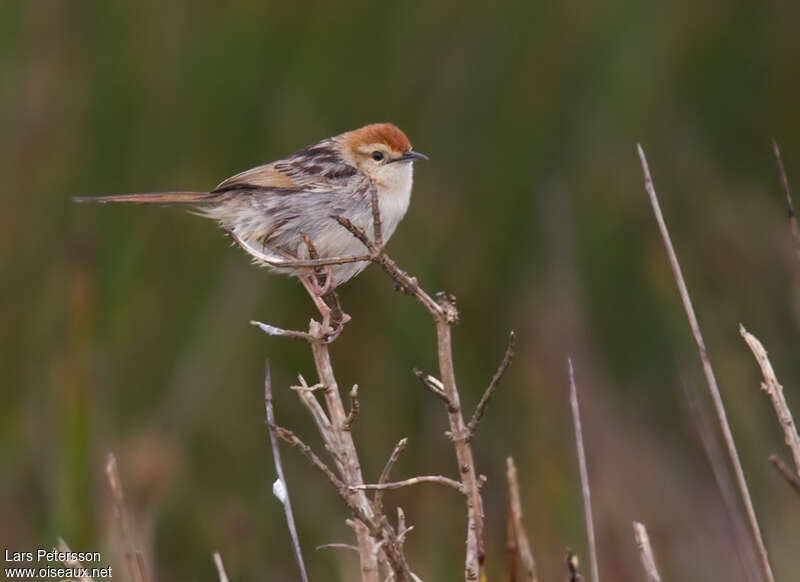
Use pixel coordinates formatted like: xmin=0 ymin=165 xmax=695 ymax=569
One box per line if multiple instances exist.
xmin=57 ymin=538 xmax=95 ymax=582
xmin=105 ymin=453 xmax=148 ymax=582
xmin=680 ymin=378 xmax=762 ymax=582
xmin=772 ymin=139 xmax=800 ymax=262
xmin=344 ymin=384 xmax=360 ymax=431
xmin=468 ymin=331 xmax=517 ymax=438
xmin=375 ymin=438 xmax=409 ymax=512
xmin=505 ymin=457 xmax=537 ymax=582
xmin=767 ymin=454 xmax=800 ymax=495
xmin=637 ymin=145 xmax=775 ymax=582
xmin=252 ymin=185 xmax=492 ymax=581
xmin=351 ymin=475 xmax=464 ymax=493
xmin=212 ymin=552 xmax=230 ymax=582
xmin=506 ymin=503 xmax=518 ymax=582
xmin=740 ymin=325 xmax=800 ymax=478
xmin=632 ymin=522 xmax=661 ymax=582
xmin=264 ymin=362 xmax=310 ymax=582
xmin=332 ymin=205 xmax=486 ymax=578
xmin=568 ymin=359 xmax=599 ymax=582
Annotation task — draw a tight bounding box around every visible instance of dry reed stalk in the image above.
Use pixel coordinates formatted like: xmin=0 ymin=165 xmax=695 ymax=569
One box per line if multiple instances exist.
xmin=637 ymin=145 xmax=775 ymax=582
xmin=567 ymin=359 xmax=599 ymax=582
xmin=264 ymin=361 xmax=310 ymax=582
xmin=105 ymin=453 xmax=148 ymax=582
xmin=632 ymin=522 xmax=661 ymax=582
xmin=740 ymin=325 xmax=800 ymax=478
xmin=505 ymin=456 xmax=537 ymax=582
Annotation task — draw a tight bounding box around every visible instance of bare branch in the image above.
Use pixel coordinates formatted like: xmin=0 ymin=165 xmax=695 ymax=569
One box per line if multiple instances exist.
xmin=506 ymin=503 xmax=518 ymax=582
xmin=57 ymin=538 xmax=95 ymax=582
xmin=264 ymin=362 xmax=310 ymax=582
xmin=105 ymin=453 xmax=148 ymax=582
xmin=212 ymin=552 xmax=230 ymax=582
xmin=412 ymin=367 xmax=453 ymax=408
xmin=768 ymin=453 xmax=800 ymax=495
xmin=506 ymin=457 xmax=537 ymax=582
xmin=276 ymin=425 xmax=346 ymax=494
xmin=772 ymin=139 xmax=800 ymax=262
xmin=740 ymin=325 xmax=800 ymax=477
xmin=375 ymin=438 xmax=408 ymax=512
xmin=316 ymin=543 xmax=360 ymax=552
xmin=568 ymin=360 xmax=599 ymax=582
xmin=637 ymin=144 xmax=775 ymax=582
xmin=352 ymin=475 xmax=464 ymax=493
xmin=344 ymin=384 xmax=360 ymax=431
xmin=468 ymin=331 xmax=517 ymax=437
xmin=331 ymin=214 xmax=445 ymax=316
xmin=290 ymin=376 xmax=333 ymax=446
xmin=251 ymin=320 xmax=314 ymax=341
xmin=632 ymin=522 xmax=661 ymax=582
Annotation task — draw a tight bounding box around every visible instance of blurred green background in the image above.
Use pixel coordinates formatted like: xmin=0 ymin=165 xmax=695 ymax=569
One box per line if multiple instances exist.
xmin=2 ymin=1 xmax=800 ymax=580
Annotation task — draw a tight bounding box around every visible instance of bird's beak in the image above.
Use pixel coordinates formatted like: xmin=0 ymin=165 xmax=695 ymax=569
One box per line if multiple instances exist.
xmin=390 ymin=150 xmax=429 ymax=163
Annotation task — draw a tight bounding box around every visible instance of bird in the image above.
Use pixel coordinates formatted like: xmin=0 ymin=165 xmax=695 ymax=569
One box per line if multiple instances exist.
xmin=75 ymin=123 xmax=427 ymax=301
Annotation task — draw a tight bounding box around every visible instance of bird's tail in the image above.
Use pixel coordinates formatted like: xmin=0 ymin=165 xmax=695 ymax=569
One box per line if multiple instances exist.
xmin=73 ymin=192 xmax=222 ymax=205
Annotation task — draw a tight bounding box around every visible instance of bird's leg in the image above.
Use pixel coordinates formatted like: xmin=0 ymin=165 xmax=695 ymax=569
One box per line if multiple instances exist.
xmin=298 ymin=273 xmax=350 ymax=342
xmin=296 ymin=232 xmax=351 ymax=340
xmin=300 ymin=274 xmax=333 ymax=324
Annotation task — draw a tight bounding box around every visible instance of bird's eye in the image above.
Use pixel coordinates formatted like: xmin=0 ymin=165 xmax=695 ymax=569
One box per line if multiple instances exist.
xmin=371 ymin=151 xmax=384 ymax=161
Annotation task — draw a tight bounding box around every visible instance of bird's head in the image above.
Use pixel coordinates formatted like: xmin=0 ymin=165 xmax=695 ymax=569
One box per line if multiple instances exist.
xmin=338 ymin=123 xmax=428 ymax=187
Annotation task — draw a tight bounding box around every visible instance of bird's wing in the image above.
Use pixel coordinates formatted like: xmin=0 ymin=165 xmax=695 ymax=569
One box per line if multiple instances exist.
xmin=214 ymin=139 xmax=358 ymax=194
xmin=213 ymin=163 xmax=303 ymax=193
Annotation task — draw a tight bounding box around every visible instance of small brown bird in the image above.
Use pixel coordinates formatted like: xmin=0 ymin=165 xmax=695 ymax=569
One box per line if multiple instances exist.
xmin=75 ymin=123 xmax=427 ymax=293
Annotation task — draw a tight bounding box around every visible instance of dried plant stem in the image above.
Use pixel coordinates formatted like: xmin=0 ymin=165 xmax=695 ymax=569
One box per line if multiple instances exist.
xmin=310 ymin=340 xmax=384 ymax=582
xmin=772 ymin=139 xmax=800 ymax=263
xmin=637 ymin=145 xmax=775 ymax=582
xmin=632 ymin=522 xmax=661 ymax=582
xmin=568 ymin=359 xmax=599 ymax=582
xmin=105 ymin=453 xmax=148 ymax=582
xmin=740 ymin=325 xmax=800 ymax=477
xmin=768 ymin=454 xmax=800 ymax=495
xmin=352 ymin=475 xmax=464 ymax=493
xmin=506 ymin=504 xmax=518 ymax=582
xmin=57 ymin=538 xmax=94 ymax=582
xmin=506 ymin=457 xmax=538 ymax=582
xmin=374 ymin=438 xmax=408 ymax=512
xmin=468 ymin=331 xmax=517 ymax=437
xmin=212 ymin=552 xmax=230 ymax=582
xmin=332 ymin=211 xmax=486 ymax=580
xmin=436 ymin=318 xmax=485 ymax=580
xmin=681 ymin=378 xmax=762 ymax=582
xmin=264 ymin=362 xmax=310 ymax=582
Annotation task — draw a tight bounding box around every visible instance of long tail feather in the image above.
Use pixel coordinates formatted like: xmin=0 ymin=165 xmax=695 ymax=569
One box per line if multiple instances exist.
xmin=73 ymin=192 xmax=219 ymax=205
